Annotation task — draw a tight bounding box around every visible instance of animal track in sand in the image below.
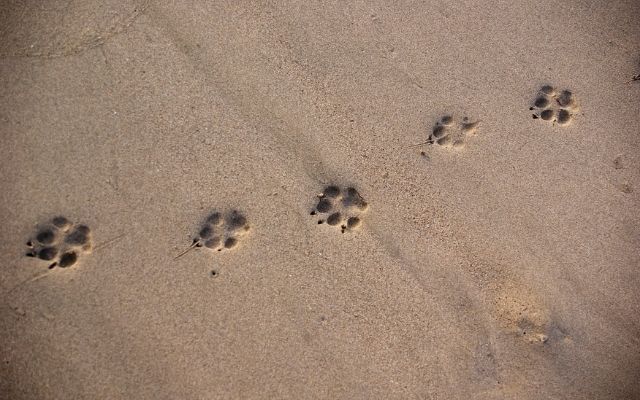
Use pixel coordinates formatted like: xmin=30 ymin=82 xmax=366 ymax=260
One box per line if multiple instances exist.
xmin=420 ymin=115 xmax=480 ymax=154
xmin=530 ymin=85 xmax=579 ymax=127
xmin=492 ymin=282 xmax=562 ymax=346
xmin=175 ymin=210 xmax=251 ymax=260
xmin=6 ymin=217 xmax=94 ymax=317
xmin=310 ymin=185 xmax=368 ymax=234
xmin=8 ymin=223 xmax=124 ymax=316
xmin=464 ymin=258 xmax=570 ymax=347
xmin=25 ymin=216 xmax=93 ymax=269
xmin=612 ymin=154 xmax=633 ymax=193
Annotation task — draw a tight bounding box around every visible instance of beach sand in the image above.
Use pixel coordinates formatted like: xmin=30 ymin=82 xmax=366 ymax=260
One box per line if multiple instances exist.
xmin=1 ymin=1 xmax=639 ymax=398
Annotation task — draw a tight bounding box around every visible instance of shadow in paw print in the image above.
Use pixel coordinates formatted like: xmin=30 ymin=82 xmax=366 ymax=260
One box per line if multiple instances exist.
xmin=310 ymin=185 xmax=368 ymax=233
xmin=175 ymin=209 xmax=251 ymax=260
xmin=530 ymin=85 xmax=579 ymax=127
xmin=11 ymin=219 xmax=126 ymax=317
xmin=420 ymin=115 xmax=480 ymax=153
xmin=25 ymin=216 xmax=93 ymax=269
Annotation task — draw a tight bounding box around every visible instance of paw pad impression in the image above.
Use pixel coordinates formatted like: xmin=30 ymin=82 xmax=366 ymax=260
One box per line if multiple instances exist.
xmin=310 ymin=185 xmax=368 ymax=233
xmin=25 ymin=216 xmax=93 ymax=269
xmin=176 ymin=210 xmax=251 ymax=260
xmin=530 ymin=85 xmax=579 ymax=126
xmin=427 ymin=115 xmax=480 ymax=150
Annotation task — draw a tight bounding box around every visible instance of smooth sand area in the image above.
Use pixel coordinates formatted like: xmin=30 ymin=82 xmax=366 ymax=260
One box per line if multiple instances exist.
xmin=1 ymin=1 xmax=639 ymax=399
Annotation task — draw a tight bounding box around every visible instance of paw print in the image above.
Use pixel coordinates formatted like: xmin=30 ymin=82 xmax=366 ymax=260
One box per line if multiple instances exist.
xmin=25 ymin=216 xmax=93 ymax=269
xmin=310 ymin=185 xmax=368 ymax=233
xmin=425 ymin=115 xmax=480 ymax=150
xmin=530 ymin=85 xmax=579 ymax=126
xmin=175 ymin=210 xmax=250 ymax=259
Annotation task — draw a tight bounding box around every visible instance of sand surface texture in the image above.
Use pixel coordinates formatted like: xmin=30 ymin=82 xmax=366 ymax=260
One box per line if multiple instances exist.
xmin=1 ymin=1 xmax=639 ymax=399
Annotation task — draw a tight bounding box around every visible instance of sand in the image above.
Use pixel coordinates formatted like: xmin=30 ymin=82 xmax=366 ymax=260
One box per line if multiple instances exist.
xmin=1 ymin=1 xmax=639 ymax=399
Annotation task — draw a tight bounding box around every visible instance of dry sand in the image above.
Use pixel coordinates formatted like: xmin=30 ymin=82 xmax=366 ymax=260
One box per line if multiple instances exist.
xmin=1 ymin=1 xmax=639 ymax=399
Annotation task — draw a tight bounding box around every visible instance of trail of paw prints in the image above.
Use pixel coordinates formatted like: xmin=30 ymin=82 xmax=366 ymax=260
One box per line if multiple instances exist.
xmin=421 ymin=115 xmax=480 ymax=154
xmin=530 ymin=85 xmax=579 ymax=126
xmin=310 ymin=185 xmax=368 ymax=233
xmin=25 ymin=216 xmax=93 ymax=269
xmin=175 ymin=210 xmax=251 ymax=261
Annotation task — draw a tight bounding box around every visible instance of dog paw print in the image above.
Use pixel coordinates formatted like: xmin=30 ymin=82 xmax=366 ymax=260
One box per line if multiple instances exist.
xmin=424 ymin=115 xmax=480 ymax=151
xmin=310 ymin=185 xmax=368 ymax=233
xmin=530 ymin=85 xmax=579 ymax=126
xmin=25 ymin=216 xmax=93 ymax=269
xmin=175 ymin=210 xmax=250 ymax=259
